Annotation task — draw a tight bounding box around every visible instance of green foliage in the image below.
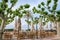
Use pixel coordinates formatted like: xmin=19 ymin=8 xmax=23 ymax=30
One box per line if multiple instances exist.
xmin=24 ymin=4 xmax=30 ymax=8
xmin=34 ymin=17 xmax=39 ymax=24
xmin=18 ymin=13 xmax=23 ymax=18
xmin=32 ymin=0 xmax=59 ymax=22
xmin=2 ymin=0 xmax=8 ymax=2
xmin=3 ymin=4 xmax=8 ymax=10
xmin=10 ymin=0 xmax=17 ymax=5
xmin=22 ymin=10 xmax=27 ymax=14
xmin=41 ymin=7 xmax=45 ymax=11
xmin=32 ymin=7 xmax=37 ymax=13
xmin=58 ymin=18 xmax=60 ymax=21
xmin=49 ymin=10 xmax=53 ymax=13
xmin=4 ymin=29 xmax=13 ymax=31
xmin=18 ymin=5 xmax=23 ymax=10
xmin=25 ymin=20 xmax=31 ymax=24
xmin=56 ymin=10 xmax=60 ymax=21
xmin=0 ymin=2 xmax=7 ymax=11
xmin=0 ymin=0 xmax=18 ymax=25
xmin=47 ymin=14 xmax=56 ymax=21
xmin=8 ymin=9 xmax=13 ymax=14
xmin=36 ymin=10 xmax=41 ymax=13
xmin=38 ymin=4 xmax=41 ymax=8
xmin=0 ymin=8 xmax=3 ymax=13
xmin=47 ymin=0 xmax=51 ymax=6
xmin=54 ymin=0 xmax=58 ymax=3
xmin=26 ymin=29 xmax=30 ymax=31
xmin=56 ymin=10 xmax=60 ymax=15
xmin=43 ymin=22 xmax=46 ymax=26
xmin=43 ymin=11 xmax=48 ymax=15
xmin=6 ymin=19 xmax=11 ymax=24
xmin=49 ymin=14 xmax=54 ymax=17
xmin=48 ymin=6 xmax=50 ymax=9
xmin=52 ymin=3 xmax=57 ymax=10
xmin=0 ymin=19 xmax=2 ymax=25
xmin=41 ymin=2 xmax=45 ymax=6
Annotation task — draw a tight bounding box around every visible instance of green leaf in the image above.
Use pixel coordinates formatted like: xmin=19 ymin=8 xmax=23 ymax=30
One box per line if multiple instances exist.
xmin=38 ymin=4 xmax=41 ymax=8
xmin=56 ymin=10 xmax=60 ymax=15
xmin=49 ymin=10 xmax=53 ymax=13
xmin=54 ymin=0 xmax=58 ymax=3
xmin=43 ymin=22 xmax=46 ymax=26
xmin=41 ymin=2 xmax=45 ymax=6
xmin=36 ymin=10 xmax=40 ymax=13
xmin=2 ymin=0 xmax=8 ymax=2
xmin=4 ymin=4 xmax=8 ymax=8
xmin=34 ymin=17 xmax=39 ymax=24
xmin=49 ymin=14 xmax=54 ymax=17
xmin=41 ymin=8 xmax=45 ymax=11
xmin=18 ymin=14 xmax=23 ymax=18
xmin=32 ymin=7 xmax=37 ymax=13
xmin=25 ymin=20 xmax=31 ymax=24
xmin=24 ymin=4 xmax=30 ymax=8
xmin=48 ymin=6 xmax=50 ymax=9
xmin=0 ymin=19 xmax=2 ymax=25
xmin=43 ymin=11 xmax=48 ymax=15
xmin=22 ymin=10 xmax=26 ymax=13
xmin=10 ymin=0 xmax=17 ymax=5
xmin=0 ymin=8 xmax=3 ymax=13
xmin=47 ymin=0 xmax=51 ymax=6
xmin=52 ymin=3 xmax=57 ymax=10
xmin=18 ymin=5 xmax=23 ymax=10
xmin=10 ymin=0 xmax=17 ymax=3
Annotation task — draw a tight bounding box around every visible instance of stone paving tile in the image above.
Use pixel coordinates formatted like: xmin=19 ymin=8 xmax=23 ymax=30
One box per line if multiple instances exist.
xmin=4 ymin=35 xmax=60 ymax=40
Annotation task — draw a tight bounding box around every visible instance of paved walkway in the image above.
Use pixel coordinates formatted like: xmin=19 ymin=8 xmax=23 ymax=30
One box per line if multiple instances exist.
xmin=20 ymin=36 xmax=60 ymax=40
xmin=42 ymin=35 xmax=60 ymax=40
xmin=3 ymin=35 xmax=60 ymax=40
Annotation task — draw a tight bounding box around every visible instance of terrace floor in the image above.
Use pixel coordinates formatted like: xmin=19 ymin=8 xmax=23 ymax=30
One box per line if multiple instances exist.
xmin=3 ymin=35 xmax=60 ymax=40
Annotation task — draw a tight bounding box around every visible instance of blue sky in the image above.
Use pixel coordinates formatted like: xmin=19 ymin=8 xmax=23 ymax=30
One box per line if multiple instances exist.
xmin=0 ymin=0 xmax=60 ymax=30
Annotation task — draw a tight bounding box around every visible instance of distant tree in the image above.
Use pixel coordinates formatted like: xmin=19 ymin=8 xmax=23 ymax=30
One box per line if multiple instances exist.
xmin=22 ymin=10 xmax=32 ymax=31
xmin=0 ymin=0 xmax=30 ymax=39
xmin=0 ymin=0 xmax=18 ymax=39
xmin=30 ymin=18 xmax=35 ymax=31
xmin=38 ymin=16 xmax=43 ymax=31
xmin=32 ymin=17 xmax=39 ymax=38
xmin=25 ymin=19 xmax=31 ymax=31
xmin=13 ymin=4 xmax=30 ymax=40
xmin=32 ymin=0 xmax=60 ymax=35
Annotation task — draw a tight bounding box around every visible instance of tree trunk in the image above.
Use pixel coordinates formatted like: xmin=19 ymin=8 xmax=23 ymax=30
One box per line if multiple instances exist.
xmin=38 ymin=19 xmax=42 ymax=31
xmin=14 ymin=18 xmax=17 ymax=30
xmin=31 ymin=21 xmax=34 ymax=31
xmin=28 ymin=23 xmax=29 ymax=30
xmin=57 ymin=22 xmax=60 ymax=36
xmin=17 ymin=17 xmax=21 ymax=31
xmin=0 ymin=19 xmax=5 ymax=40
xmin=54 ymin=21 xmax=57 ymax=30
xmin=46 ymin=23 xmax=48 ymax=30
xmin=17 ymin=17 xmax=21 ymax=40
xmin=52 ymin=21 xmax=57 ymax=30
xmin=27 ymin=18 xmax=30 ymax=31
xmin=36 ymin=24 xmax=38 ymax=39
xmin=50 ymin=22 xmax=52 ymax=30
xmin=38 ymin=19 xmax=43 ymax=38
